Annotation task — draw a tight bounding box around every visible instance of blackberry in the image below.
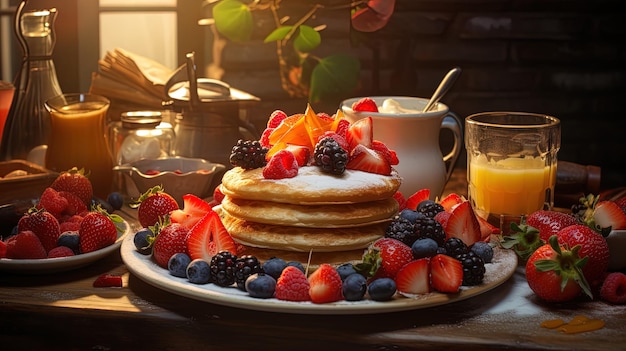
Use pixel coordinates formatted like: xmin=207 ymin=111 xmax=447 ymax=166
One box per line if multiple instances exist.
xmin=385 ymin=216 xmax=418 ymax=247
xmin=414 ymin=216 xmax=445 ymax=246
xmin=229 ymin=139 xmax=268 ymax=169
xmin=234 ymin=255 xmax=263 ymax=291
xmin=314 ymin=137 xmax=348 ymax=175
xmin=443 ymin=237 xmax=469 ymax=257
xmin=209 ymin=251 xmax=237 ymax=287
xmin=456 ymin=251 xmax=485 ymax=286
xmin=416 ymin=200 xmax=444 ymax=218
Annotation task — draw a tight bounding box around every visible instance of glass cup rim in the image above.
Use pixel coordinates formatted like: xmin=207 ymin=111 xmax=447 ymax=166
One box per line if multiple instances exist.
xmin=465 ymin=111 xmax=560 ymax=128
xmin=45 ymin=93 xmax=110 ymax=112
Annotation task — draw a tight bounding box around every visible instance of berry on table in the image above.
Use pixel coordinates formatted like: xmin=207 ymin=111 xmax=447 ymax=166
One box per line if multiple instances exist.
xmin=600 ymin=272 xmax=626 ymax=304
xmin=107 ymin=192 xmax=124 ymax=211
xmin=93 ymin=274 xmax=123 ymax=288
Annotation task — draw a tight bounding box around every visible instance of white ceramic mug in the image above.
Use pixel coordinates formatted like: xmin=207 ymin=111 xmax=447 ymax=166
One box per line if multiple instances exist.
xmin=341 ymin=96 xmax=462 ymax=199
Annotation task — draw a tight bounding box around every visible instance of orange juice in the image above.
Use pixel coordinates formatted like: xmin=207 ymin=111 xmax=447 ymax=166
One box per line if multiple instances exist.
xmin=468 ymin=155 xmax=556 ymax=217
xmin=45 ymin=97 xmax=113 ymax=199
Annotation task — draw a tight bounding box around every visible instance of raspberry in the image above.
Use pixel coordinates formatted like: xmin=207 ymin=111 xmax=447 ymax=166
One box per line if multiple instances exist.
xmin=47 ymin=246 xmax=75 ymax=258
xmin=263 ymin=150 xmax=298 ymax=179
xmin=275 ymin=266 xmax=311 ymax=301
xmin=600 ymin=272 xmax=626 ymax=304
xmin=267 ymin=110 xmax=288 ymax=128
xmin=259 ymin=128 xmax=274 ymax=148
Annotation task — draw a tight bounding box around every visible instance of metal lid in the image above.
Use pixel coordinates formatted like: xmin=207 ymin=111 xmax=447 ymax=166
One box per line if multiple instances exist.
xmin=121 ymin=111 xmax=162 ymax=129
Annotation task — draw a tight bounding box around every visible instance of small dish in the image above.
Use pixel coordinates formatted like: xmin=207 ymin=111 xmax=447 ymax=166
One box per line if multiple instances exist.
xmin=113 ymin=156 xmax=226 ymax=206
xmin=606 ymin=229 xmax=626 ymax=271
xmin=0 ymin=160 xmax=58 ymax=205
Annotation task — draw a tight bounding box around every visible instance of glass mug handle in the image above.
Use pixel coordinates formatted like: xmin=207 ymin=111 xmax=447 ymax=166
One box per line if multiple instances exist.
xmin=441 ymin=111 xmax=462 ymax=184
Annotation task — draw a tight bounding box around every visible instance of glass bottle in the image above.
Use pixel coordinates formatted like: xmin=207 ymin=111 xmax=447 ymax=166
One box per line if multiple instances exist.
xmin=0 ymin=3 xmax=63 ymax=161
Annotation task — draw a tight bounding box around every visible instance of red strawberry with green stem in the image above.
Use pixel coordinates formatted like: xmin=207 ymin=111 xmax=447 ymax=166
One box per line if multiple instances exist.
xmin=556 ymin=224 xmax=609 ymax=288
xmin=186 ymin=210 xmax=237 ymax=262
xmin=18 ymin=207 xmax=61 ymax=253
xmin=131 ymin=185 xmax=179 ymax=228
xmin=50 ymin=167 xmax=93 ymax=205
xmin=356 ymin=238 xmax=413 ymax=280
xmin=5 ymin=231 xmax=47 ymax=259
xmin=79 ymin=206 xmax=123 ymax=253
xmin=152 ymin=221 xmax=190 ymax=268
xmin=36 ymin=187 xmax=68 ymax=219
xmin=308 ymin=263 xmax=343 ymax=304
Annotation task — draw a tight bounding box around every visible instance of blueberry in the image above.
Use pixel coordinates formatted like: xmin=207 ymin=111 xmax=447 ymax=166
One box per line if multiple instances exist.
xmin=186 ymin=259 xmax=211 ymax=284
xmin=336 ymin=263 xmax=357 ymax=281
xmin=342 ymin=273 xmax=367 ymax=301
xmin=399 ymin=209 xmax=424 ymax=223
xmin=263 ymin=257 xmax=287 ymax=280
xmin=245 ymin=273 xmax=276 ymax=299
xmin=107 ymin=192 xmax=124 ymax=211
xmin=471 ymin=241 xmax=494 ymax=263
xmin=57 ymin=231 xmax=80 ymax=254
xmin=368 ymin=278 xmax=396 ymax=301
xmin=133 ymin=228 xmax=154 ymax=255
xmin=287 ymin=261 xmax=305 ymax=273
xmin=411 ymin=238 xmax=439 ymax=259
xmin=168 ymin=252 xmax=191 ymax=278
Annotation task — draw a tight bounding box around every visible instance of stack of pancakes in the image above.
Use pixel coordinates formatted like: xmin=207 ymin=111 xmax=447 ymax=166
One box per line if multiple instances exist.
xmin=218 ymin=166 xmax=402 ymax=266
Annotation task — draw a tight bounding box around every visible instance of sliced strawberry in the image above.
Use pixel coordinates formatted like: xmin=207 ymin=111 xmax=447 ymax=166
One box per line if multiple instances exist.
xmin=395 ymin=258 xmax=431 ymax=295
xmin=593 ymin=200 xmax=626 ymax=231
xmin=393 ymin=191 xmax=407 ymax=211
xmin=444 ymin=201 xmax=481 ymax=246
xmin=346 ymin=144 xmax=391 ymax=175
xmin=284 ymin=144 xmax=311 ymax=167
xmin=186 ymin=210 xmax=237 ymax=262
xmin=439 ymin=193 xmax=463 ymax=212
xmin=263 ymin=149 xmax=299 ymax=179
xmin=371 ymin=140 xmax=399 ymax=165
xmin=430 ymin=254 xmax=463 ymax=293
xmin=345 ymin=116 xmax=373 ymax=151
xmin=405 ymin=189 xmax=430 ymax=210
xmin=332 ymin=118 xmax=351 ymax=138
xmin=170 ymin=194 xmax=212 ymax=230
xmin=477 ymin=215 xmax=499 ymax=240
xmin=208 ymin=185 xmax=225 ymax=207
xmin=351 ymin=97 xmax=379 ymax=112
xmin=93 ymin=274 xmax=123 ymax=288
xmin=308 ymin=263 xmax=343 ymax=303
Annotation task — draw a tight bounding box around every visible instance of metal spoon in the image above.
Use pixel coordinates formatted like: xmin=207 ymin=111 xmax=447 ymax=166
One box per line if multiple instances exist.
xmin=422 ymin=67 xmax=462 ymax=112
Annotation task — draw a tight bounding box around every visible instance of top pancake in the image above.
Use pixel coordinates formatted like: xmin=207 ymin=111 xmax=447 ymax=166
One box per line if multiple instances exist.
xmin=220 ymin=166 xmax=402 ymax=205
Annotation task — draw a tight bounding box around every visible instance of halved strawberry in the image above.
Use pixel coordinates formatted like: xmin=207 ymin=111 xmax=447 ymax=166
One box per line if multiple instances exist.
xmin=170 ymin=194 xmax=212 ymax=230
xmin=593 ymin=200 xmax=626 ymax=232
xmin=186 ymin=210 xmax=237 ymax=262
xmin=439 ymin=193 xmax=463 ymax=212
xmin=371 ymin=140 xmax=399 ymax=165
xmin=395 ymin=258 xmax=431 ymax=295
xmin=477 ymin=215 xmax=499 ymax=240
xmin=430 ymin=254 xmax=463 ymax=293
xmin=346 ymin=144 xmax=391 ymax=175
xmin=208 ymin=185 xmax=225 ymax=207
xmin=284 ymin=144 xmax=311 ymax=167
xmin=393 ymin=191 xmax=407 ymax=211
xmin=345 ymin=116 xmax=373 ymax=151
xmin=308 ymin=263 xmax=343 ymax=303
xmin=405 ymin=188 xmax=430 ymax=210
xmin=351 ymin=97 xmax=379 ymax=112
xmin=93 ymin=274 xmax=123 ymax=288
xmin=444 ymin=201 xmax=481 ymax=246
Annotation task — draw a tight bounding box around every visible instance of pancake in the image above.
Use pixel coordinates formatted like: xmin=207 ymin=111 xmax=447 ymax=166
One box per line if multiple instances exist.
xmin=221 ymin=211 xmax=386 ymax=252
xmin=220 ymin=195 xmax=399 ymax=228
xmin=236 ymin=244 xmax=366 ymax=269
xmin=220 ymin=166 xmax=402 ymax=205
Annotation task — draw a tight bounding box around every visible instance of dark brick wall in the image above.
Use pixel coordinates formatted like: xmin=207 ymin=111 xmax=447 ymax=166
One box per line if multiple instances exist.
xmin=214 ymin=0 xmax=626 ymax=189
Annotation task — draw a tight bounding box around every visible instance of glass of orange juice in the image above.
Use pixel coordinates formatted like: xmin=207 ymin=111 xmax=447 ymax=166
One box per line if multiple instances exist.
xmin=45 ymin=93 xmax=114 ymax=199
xmin=465 ymin=112 xmax=561 ymax=233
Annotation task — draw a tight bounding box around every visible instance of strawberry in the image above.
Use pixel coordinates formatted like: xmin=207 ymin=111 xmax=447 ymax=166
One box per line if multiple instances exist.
xmin=208 ymin=185 xmax=225 ymax=207
xmin=50 ymin=167 xmax=93 ymax=205
xmin=152 ymin=222 xmax=190 ymax=268
xmin=477 ymin=215 xmax=499 ymax=239
xmin=346 ymin=144 xmax=391 ymax=175
xmin=132 ymin=185 xmax=179 ymax=228
xmin=267 ymin=109 xmax=288 ymax=128
xmin=393 ymin=191 xmax=407 ymax=211
xmin=186 ymin=210 xmax=237 ymax=262
xmin=525 ymin=236 xmax=590 ymax=302
xmin=357 ymin=238 xmax=414 ymax=280
xmin=430 ymin=254 xmax=463 ymax=293
xmin=351 ymin=97 xmax=379 ymax=112
xmin=79 ymin=208 xmax=122 ymax=253
xmin=443 ymin=201 xmax=481 ymax=246
xmin=395 ymin=258 xmax=431 ymax=295
xmin=0 ymin=240 xmax=7 ymax=258
xmin=284 ymin=144 xmax=311 ymax=167
xmin=170 ymin=194 xmax=212 ymax=230
xmin=439 ymin=193 xmax=463 ymax=212
xmin=333 ymin=118 xmax=351 ymax=138
xmin=556 ymin=224 xmax=609 ymax=287
xmin=615 ymin=196 xmax=626 ymax=213
xmin=275 ymin=265 xmax=311 ymax=302
xmin=370 ymin=140 xmax=399 ymax=165
xmin=17 ymin=208 xmax=61 ymax=253
xmin=47 ymin=246 xmax=75 ymax=258
xmin=37 ymin=187 xmax=68 ymax=219
xmin=5 ymin=231 xmax=47 ymax=259
xmin=600 ymin=272 xmax=626 ymax=304
xmin=434 ymin=210 xmax=451 ymax=228
xmin=308 ymin=263 xmax=343 ymax=303
xmin=93 ymin=274 xmax=123 ymax=288
xmin=527 ymin=210 xmax=579 ymax=243
xmin=59 ymin=220 xmax=81 ymax=233
xmin=263 ymin=149 xmax=299 ymax=179
xmin=592 ymin=200 xmax=626 ymax=233
xmin=345 ymin=116 xmax=373 ymax=151
xmin=405 ymin=188 xmax=430 ymax=210
xmin=58 ymin=191 xmax=88 ymax=216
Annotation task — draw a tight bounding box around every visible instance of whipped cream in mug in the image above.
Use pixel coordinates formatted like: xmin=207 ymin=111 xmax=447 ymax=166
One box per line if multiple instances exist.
xmin=378 ymin=99 xmax=422 ymax=114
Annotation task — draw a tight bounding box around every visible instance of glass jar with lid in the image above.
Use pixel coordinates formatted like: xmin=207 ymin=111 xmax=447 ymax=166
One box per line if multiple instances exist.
xmin=108 ymin=111 xmax=175 ymax=165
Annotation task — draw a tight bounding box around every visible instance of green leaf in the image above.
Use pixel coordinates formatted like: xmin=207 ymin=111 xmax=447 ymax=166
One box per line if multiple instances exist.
xmin=309 ymin=54 xmax=360 ymax=102
xmin=264 ymin=26 xmax=293 ymax=43
xmin=294 ymin=25 xmax=321 ymax=53
xmin=213 ymin=0 xmax=253 ymax=42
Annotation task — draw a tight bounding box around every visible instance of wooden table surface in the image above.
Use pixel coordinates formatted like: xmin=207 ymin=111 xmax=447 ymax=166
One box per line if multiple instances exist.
xmin=1 ymin=168 xmax=625 ymax=351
